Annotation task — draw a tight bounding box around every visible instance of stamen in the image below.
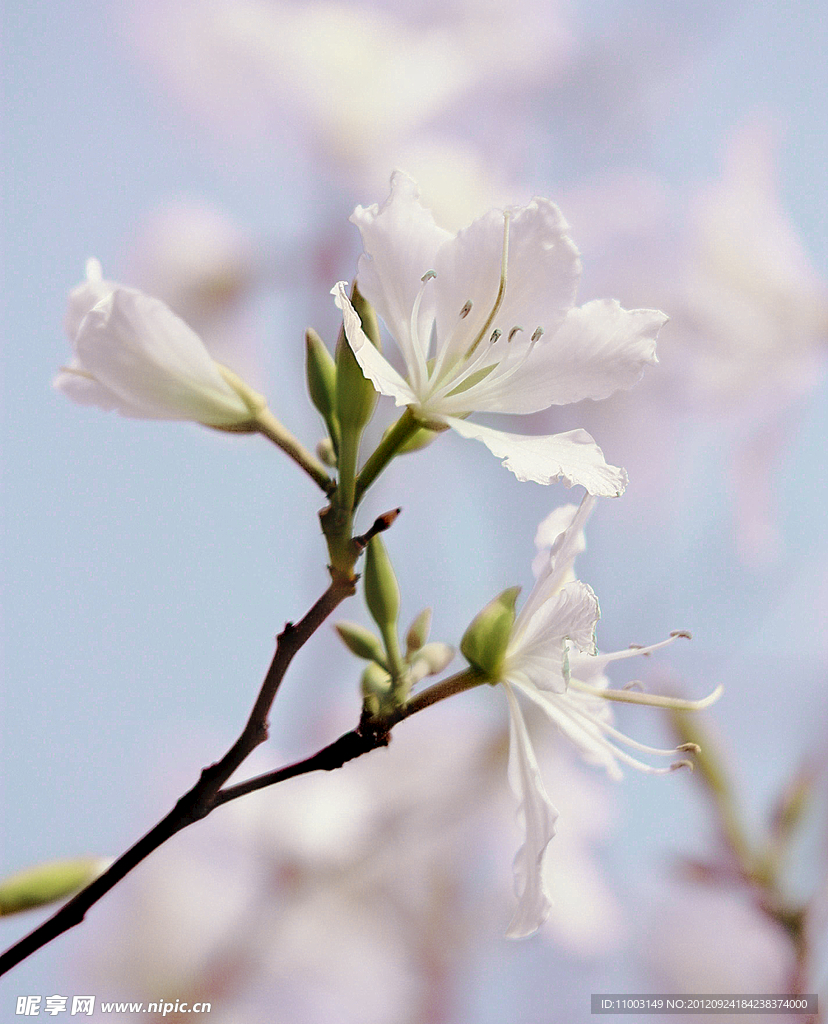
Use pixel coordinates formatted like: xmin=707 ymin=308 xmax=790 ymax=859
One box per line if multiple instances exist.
xmin=508 ymin=326 xmax=523 ymax=342
xmin=459 ymin=300 xmax=473 ymax=319
xmin=569 ymin=680 xmax=724 ymax=712
xmin=409 ymin=272 xmax=437 ymax=388
xmin=462 ymin=212 xmax=511 ymax=362
xmin=489 ymin=329 xmax=502 ymax=344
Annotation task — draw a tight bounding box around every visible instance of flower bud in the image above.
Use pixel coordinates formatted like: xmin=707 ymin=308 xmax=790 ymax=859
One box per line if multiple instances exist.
xmin=361 ymin=661 xmax=393 ymax=717
xmin=364 ymin=535 xmax=400 ymax=634
xmin=460 ymin=586 xmax=521 ymax=680
xmin=405 ymin=608 xmax=432 ymax=655
xmin=305 ymin=328 xmax=339 ymax=434
xmin=0 ymin=857 xmax=112 ymax=916
xmin=335 ymin=621 xmax=387 ymax=665
xmin=409 ymin=642 xmax=455 ymax=684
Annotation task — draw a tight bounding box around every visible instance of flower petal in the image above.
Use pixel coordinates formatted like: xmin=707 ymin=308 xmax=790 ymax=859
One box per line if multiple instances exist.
xmin=503 ymin=682 xmax=559 ymax=939
xmin=74 ymin=289 xmax=252 ymax=425
xmin=432 ymin=198 xmax=580 ymax=372
xmin=508 ymin=580 xmax=600 ymax=693
xmin=351 ymin=171 xmax=452 ymax=371
xmin=501 ymin=300 xmax=666 ymax=408
xmin=445 ymin=418 xmax=628 ymax=496
xmin=332 ymin=282 xmax=417 ymax=407
xmin=53 ymin=362 xmax=155 ymax=419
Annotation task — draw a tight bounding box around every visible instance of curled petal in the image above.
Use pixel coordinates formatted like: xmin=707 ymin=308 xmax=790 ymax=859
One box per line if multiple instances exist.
xmin=332 ymin=282 xmax=417 ymax=407
xmin=445 ymin=418 xmax=628 ymax=496
xmin=503 ymin=683 xmax=558 ymax=938
xmin=509 ymin=580 xmax=600 ymax=691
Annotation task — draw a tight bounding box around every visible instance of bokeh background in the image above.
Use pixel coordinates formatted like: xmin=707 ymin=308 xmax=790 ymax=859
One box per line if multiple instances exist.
xmin=3 ymin=0 xmax=828 ymax=1020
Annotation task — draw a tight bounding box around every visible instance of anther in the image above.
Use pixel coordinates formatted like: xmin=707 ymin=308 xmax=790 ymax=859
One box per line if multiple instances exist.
xmin=421 ymin=270 xmax=437 ymax=283
xmin=670 ymin=760 xmax=694 ymax=773
xmin=459 ymin=300 xmax=473 ymax=319
xmin=677 ymin=743 xmax=701 ymax=754
xmin=622 ymin=681 xmax=645 ymax=691
xmin=489 ymin=329 xmax=502 ymax=344
xmin=671 ymin=630 xmax=693 ymax=639
xmin=530 ymin=327 xmax=544 ymax=342
xmin=508 ymin=326 xmax=524 ymax=343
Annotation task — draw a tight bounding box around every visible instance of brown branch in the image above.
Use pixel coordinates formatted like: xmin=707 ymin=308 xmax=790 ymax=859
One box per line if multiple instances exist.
xmin=0 ymin=570 xmax=356 ymax=978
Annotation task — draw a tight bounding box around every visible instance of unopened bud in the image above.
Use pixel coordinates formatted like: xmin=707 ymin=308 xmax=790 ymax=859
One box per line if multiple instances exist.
xmin=335 ymin=621 xmax=387 ymax=665
xmin=460 ymin=586 xmax=521 ymax=680
xmin=0 ymin=857 xmax=112 ymax=916
xmin=405 ymin=609 xmax=432 ymax=655
xmin=361 ymin=661 xmax=393 ymax=717
xmin=364 ymin=535 xmax=400 ymax=633
xmin=306 ymin=328 xmax=338 ymax=426
xmin=317 ymin=437 xmax=337 ymax=466
xmin=409 ymin=642 xmax=455 ymax=684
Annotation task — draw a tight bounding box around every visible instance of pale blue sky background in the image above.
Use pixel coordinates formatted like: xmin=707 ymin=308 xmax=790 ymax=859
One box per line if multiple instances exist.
xmin=3 ymin=0 xmax=828 ymax=1018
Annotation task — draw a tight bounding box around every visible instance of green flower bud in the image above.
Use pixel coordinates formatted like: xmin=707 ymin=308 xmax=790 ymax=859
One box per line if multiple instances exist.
xmin=335 ymin=621 xmax=388 ymax=666
xmin=361 ymin=661 xmax=393 ymax=717
xmin=316 ymin=437 xmax=337 ymax=467
xmin=364 ymin=535 xmax=400 ymax=633
xmin=460 ymin=586 xmax=521 ymax=680
xmin=305 ymin=328 xmax=339 ymax=438
xmin=0 ymin=857 xmax=112 ymax=916
xmin=405 ymin=608 xmax=432 ymax=655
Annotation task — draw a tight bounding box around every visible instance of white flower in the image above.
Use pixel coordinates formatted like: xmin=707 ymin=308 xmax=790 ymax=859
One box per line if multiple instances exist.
xmin=491 ymin=495 xmax=721 ymax=936
xmin=55 ymin=259 xmax=264 ymax=427
xmin=333 ymin=173 xmax=667 ymax=496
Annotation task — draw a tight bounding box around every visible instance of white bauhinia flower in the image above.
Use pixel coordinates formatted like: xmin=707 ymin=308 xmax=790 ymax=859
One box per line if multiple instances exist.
xmin=55 ymin=258 xmax=265 ymax=427
xmin=463 ymin=495 xmax=722 ymax=936
xmin=333 ymin=172 xmax=668 ymax=496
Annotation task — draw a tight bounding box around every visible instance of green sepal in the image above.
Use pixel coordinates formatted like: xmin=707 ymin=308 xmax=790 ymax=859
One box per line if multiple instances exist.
xmin=460 ymin=586 xmax=521 ymax=680
xmin=0 ymin=857 xmax=110 ymax=916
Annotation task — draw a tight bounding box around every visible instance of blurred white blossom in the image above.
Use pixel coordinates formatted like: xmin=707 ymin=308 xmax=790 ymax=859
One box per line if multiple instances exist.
xmin=335 ymin=173 xmax=666 ymax=495
xmin=643 ymin=885 xmax=799 ymax=1019
xmin=131 ymin=0 xmax=570 ymax=173
xmin=131 ymin=202 xmax=257 ymax=334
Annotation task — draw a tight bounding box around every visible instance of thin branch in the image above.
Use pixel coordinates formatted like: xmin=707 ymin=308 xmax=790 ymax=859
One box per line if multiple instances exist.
xmin=0 ymin=571 xmax=355 ymax=978
xmin=213 ymin=669 xmax=485 ymax=807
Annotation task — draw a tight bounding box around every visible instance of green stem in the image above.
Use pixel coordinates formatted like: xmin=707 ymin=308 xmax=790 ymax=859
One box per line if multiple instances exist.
xmin=354 ymin=408 xmax=420 ymax=506
xmin=254 ymin=408 xmax=334 ymax=494
xmin=396 ymin=668 xmax=488 ymax=721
